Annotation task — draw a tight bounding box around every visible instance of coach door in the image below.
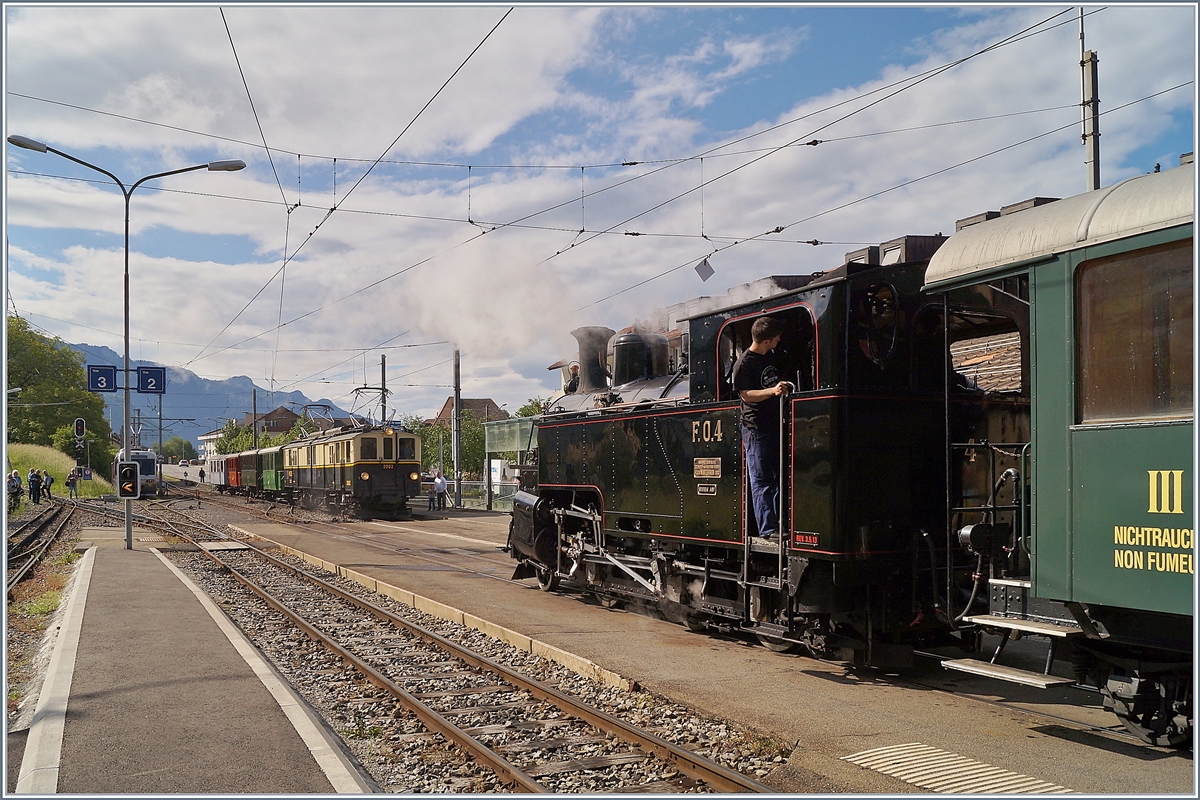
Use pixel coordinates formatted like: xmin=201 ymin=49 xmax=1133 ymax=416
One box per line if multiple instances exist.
xmin=1062 ymin=237 xmax=1193 ymax=616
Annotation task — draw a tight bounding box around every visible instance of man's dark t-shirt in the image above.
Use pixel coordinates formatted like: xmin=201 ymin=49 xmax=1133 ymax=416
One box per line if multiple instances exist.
xmin=731 ymin=349 xmax=785 ymax=432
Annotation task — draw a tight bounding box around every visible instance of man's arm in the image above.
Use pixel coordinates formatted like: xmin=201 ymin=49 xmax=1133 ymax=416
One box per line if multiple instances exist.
xmin=738 ymin=382 xmax=793 ymax=404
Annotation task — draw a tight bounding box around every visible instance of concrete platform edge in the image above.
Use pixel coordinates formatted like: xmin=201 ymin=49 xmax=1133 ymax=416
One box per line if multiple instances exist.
xmin=15 ymin=547 xmax=96 ymax=794
xmin=232 ymin=526 xmax=637 ymax=692
xmin=152 ymin=548 xmax=378 ymax=794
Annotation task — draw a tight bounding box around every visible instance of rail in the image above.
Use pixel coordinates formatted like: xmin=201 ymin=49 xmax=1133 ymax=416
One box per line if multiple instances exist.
xmin=7 ymin=504 xmax=75 ymax=595
xmin=144 ymin=503 xmax=772 ymax=793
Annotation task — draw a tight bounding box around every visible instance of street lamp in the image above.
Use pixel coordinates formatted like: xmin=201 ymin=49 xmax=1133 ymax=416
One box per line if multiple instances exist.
xmin=7 ymin=134 xmax=245 ymax=549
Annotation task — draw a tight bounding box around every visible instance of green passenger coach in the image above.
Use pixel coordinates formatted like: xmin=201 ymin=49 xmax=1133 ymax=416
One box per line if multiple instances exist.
xmin=924 ymin=159 xmax=1193 ymax=746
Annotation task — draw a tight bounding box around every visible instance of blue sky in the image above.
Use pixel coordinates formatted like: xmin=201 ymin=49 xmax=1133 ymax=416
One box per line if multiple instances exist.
xmin=4 ymin=3 xmax=1196 ymax=438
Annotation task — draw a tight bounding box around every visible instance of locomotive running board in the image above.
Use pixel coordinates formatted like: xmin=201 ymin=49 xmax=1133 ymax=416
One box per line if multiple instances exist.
xmin=941 ymin=658 xmax=1076 ymax=688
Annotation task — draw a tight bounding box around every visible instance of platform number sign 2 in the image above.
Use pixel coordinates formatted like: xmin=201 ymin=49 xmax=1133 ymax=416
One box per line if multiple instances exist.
xmin=87 ymin=365 xmax=117 ymax=393
xmin=137 ymin=367 xmax=165 ymax=394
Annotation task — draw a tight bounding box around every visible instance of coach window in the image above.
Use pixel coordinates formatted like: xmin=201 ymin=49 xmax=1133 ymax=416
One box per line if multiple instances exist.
xmin=1076 ymin=239 xmax=1193 ymax=423
xmin=383 ymin=436 xmax=394 ymax=460
xmin=362 ymin=437 xmax=378 ymax=460
xmin=915 ymin=308 xmax=1025 ymax=395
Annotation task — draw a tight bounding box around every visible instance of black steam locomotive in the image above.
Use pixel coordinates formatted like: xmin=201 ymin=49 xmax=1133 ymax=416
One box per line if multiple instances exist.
xmin=508 ymin=161 xmax=1193 ymax=747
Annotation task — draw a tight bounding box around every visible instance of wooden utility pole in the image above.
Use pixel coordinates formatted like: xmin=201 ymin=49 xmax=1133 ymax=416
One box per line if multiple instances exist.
xmin=452 ymin=346 xmax=462 ymax=508
xmin=1080 ymin=11 xmax=1100 ymax=191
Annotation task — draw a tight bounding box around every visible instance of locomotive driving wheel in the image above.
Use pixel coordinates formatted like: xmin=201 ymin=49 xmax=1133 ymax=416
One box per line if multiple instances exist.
xmin=535 ymin=566 xmax=560 ymax=592
xmin=755 ymin=633 xmax=801 ymax=653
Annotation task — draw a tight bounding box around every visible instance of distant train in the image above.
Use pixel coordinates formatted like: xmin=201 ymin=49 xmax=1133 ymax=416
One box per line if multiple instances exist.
xmin=209 ymin=423 xmax=423 ymax=518
xmin=508 ymin=160 xmax=1193 ymax=746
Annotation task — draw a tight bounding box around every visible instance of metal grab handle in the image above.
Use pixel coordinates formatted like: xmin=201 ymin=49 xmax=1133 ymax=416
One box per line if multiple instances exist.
xmin=1017 ymin=442 xmax=1032 ymax=556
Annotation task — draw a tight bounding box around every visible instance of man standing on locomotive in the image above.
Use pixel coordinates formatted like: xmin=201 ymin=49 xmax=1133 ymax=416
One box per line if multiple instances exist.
xmin=731 ymin=316 xmax=793 ymax=540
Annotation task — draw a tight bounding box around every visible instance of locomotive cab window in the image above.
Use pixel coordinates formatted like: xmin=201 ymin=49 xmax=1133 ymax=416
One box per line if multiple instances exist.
xmin=1076 ymin=239 xmax=1193 ymax=423
xmin=361 ymin=437 xmax=378 ymax=460
xmin=383 ymin=437 xmax=394 ymax=460
xmin=399 ymin=437 xmax=416 ymax=460
xmin=718 ymin=306 xmax=815 ymax=399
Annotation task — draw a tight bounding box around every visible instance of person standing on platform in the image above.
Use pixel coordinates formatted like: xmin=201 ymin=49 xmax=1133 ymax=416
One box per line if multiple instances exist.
xmin=434 ymin=470 xmax=448 ymax=511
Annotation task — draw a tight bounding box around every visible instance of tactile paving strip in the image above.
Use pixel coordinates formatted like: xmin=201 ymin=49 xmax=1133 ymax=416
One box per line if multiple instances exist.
xmin=841 ymin=742 xmax=1073 ymax=794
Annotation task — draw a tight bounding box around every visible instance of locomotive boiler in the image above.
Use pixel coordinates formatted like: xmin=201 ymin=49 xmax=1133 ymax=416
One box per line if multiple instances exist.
xmin=507 ymin=159 xmax=1194 ymax=747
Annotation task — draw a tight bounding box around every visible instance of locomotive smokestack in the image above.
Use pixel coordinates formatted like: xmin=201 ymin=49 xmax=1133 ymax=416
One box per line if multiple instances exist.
xmin=570 ymin=326 xmax=616 ymax=393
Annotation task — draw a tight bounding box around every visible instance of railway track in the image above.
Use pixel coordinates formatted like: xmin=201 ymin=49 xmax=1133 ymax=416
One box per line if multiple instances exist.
xmin=6 ymin=502 xmax=75 ymax=596
xmin=138 ymin=502 xmax=774 ymax=793
xmin=163 ymin=490 xmax=1152 ymax=751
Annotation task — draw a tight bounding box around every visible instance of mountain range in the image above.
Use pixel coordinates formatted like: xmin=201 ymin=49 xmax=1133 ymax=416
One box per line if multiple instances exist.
xmin=68 ymin=342 xmax=351 ymax=449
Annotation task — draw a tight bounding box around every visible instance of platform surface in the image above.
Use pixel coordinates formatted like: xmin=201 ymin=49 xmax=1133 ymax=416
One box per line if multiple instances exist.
xmin=8 ymin=526 xmax=372 ymax=794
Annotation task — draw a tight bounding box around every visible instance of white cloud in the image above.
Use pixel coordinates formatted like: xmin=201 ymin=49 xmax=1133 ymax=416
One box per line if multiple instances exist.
xmin=5 ymin=5 xmax=1194 ymax=423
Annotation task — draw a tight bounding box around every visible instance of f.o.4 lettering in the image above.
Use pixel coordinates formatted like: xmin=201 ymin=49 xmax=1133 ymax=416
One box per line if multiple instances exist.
xmin=691 ymin=418 xmax=724 ymax=444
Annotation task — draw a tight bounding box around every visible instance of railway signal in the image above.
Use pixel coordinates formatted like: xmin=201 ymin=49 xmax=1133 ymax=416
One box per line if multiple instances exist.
xmin=74 ymin=417 xmax=86 ymax=439
xmin=116 ymin=462 xmax=140 ymax=499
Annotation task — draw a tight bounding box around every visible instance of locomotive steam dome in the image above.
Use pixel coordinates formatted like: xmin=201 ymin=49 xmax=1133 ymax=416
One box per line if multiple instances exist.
xmin=610 ymin=333 xmax=669 ymax=387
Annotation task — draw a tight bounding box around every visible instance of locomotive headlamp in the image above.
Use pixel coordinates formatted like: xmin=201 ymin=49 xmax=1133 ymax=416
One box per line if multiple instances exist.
xmin=360 ymin=472 xmax=370 ymax=481
xmin=409 ymin=471 xmax=420 ymax=481
xmin=385 ymin=427 xmax=395 ymax=436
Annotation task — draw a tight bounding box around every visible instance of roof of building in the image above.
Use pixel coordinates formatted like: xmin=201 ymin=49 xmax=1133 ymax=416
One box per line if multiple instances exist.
xmin=429 ymin=397 xmax=509 ymax=424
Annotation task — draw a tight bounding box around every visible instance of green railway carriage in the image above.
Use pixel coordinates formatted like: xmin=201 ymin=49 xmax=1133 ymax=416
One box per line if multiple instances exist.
xmin=258 ymin=445 xmax=287 ymax=497
xmin=924 ymin=160 xmax=1193 ymax=746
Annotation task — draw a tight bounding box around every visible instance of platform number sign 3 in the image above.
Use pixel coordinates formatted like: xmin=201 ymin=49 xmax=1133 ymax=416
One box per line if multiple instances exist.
xmin=137 ymin=367 xmax=166 ymax=394
xmin=87 ymin=365 xmax=117 ymax=393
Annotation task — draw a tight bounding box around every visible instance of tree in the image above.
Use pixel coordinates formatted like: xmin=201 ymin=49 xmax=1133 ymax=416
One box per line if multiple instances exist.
xmin=213 ymin=412 xmax=317 ymax=454
xmin=515 ymin=397 xmax=548 ymax=417
xmin=159 ymin=436 xmax=197 ymax=461
xmin=214 ymin=419 xmax=254 ymax=454
xmin=8 ymin=315 xmax=117 ymax=468
xmin=395 ymin=413 xmax=484 ymax=477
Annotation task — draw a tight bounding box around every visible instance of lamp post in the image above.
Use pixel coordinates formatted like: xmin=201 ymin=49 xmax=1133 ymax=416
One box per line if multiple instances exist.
xmin=7 ymin=134 xmax=244 ymax=549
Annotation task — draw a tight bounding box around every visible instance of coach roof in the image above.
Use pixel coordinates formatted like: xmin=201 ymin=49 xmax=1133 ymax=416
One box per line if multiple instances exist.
xmin=924 ymin=160 xmax=1193 ymax=291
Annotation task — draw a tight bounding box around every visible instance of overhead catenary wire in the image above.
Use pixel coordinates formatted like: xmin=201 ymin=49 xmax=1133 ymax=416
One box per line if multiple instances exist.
xmin=575 ymin=82 xmax=1188 ymax=312
xmin=11 ymin=76 xmax=1185 ymax=386
xmin=10 ymin=6 xmax=1164 ymax=398
xmin=183 ymin=7 xmax=513 ymax=371
xmin=2 ymin=10 xmax=1109 ymax=177
xmin=537 ymin=7 xmax=1083 ymax=266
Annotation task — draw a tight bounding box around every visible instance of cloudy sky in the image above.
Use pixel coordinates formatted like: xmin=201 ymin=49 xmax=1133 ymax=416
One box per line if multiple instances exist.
xmin=4 ymin=3 xmax=1195 ymax=437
